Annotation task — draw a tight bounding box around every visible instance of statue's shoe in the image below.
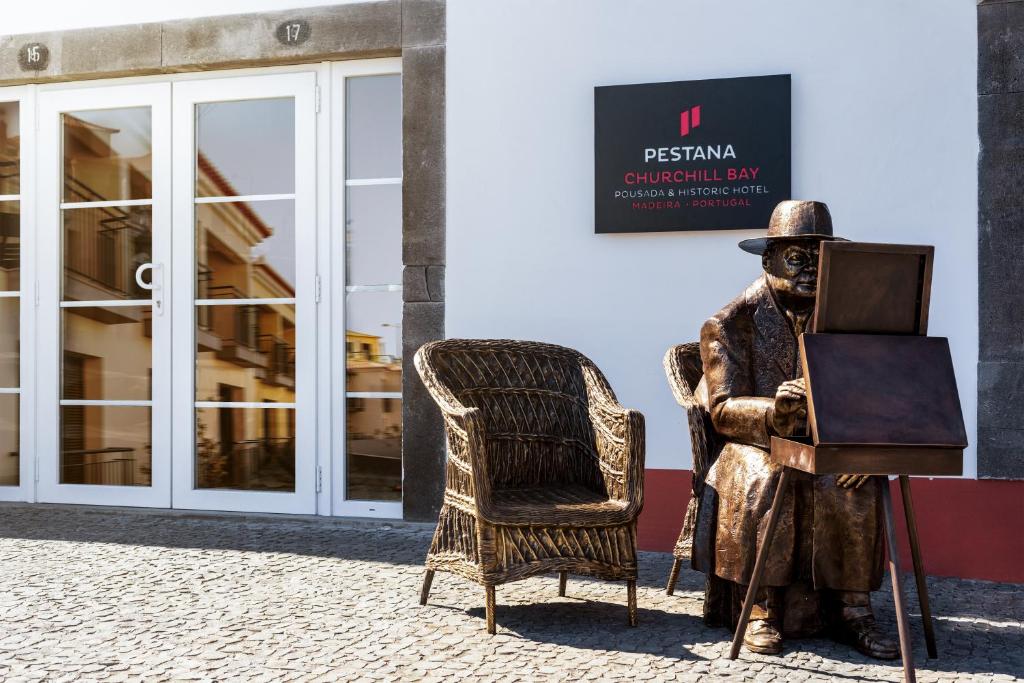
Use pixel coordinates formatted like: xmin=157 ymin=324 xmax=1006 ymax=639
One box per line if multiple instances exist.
xmin=743 ymin=619 xmax=783 ymax=655
xmin=833 ymin=616 xmax=900 ymax=660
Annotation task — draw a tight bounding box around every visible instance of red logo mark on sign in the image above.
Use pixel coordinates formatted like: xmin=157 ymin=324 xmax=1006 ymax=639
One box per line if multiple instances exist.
xmin=680 ymin=105 xmax=702 ymax=137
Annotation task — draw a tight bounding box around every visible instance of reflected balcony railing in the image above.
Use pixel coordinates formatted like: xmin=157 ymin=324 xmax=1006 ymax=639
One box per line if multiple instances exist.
xmin=198 ymin=436 xmax=296 ymax=492
xmin=61 ymin=447 xmax=136 ymax=486
xmin=200 ymin=286 xmax=266 ymax=368
xmin=0 ymin=208 xmax=18 ymax=273
xmin=63 ymin=178 xmax=151 ymax=299
xmin=257 ymin=335 xmax=295 ymax=388
xmin=0 ymin=158 xmax=17 ymax=186
xmin=347 ymin=350 xmax=400 ymax=364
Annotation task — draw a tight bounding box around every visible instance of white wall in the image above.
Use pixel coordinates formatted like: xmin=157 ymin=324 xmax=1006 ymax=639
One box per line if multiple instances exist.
xmin=446 ymin=0 xmax=979 ymax=474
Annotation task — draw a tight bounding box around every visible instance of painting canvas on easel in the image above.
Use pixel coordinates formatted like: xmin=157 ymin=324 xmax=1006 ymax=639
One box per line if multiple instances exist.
xmin=772 ymin=240 xmax=967 ymax=474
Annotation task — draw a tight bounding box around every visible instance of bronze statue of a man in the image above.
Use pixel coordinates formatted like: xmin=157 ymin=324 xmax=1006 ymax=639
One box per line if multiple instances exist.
xmin=692 ymin=200 xmax=898 ymax=659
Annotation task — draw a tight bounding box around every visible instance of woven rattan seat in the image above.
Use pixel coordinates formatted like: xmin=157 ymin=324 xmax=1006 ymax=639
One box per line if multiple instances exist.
xmin=415 ymin=339 xmax=645 ymax=634
xmin=489 ymin=484 xmax=631 ymax=526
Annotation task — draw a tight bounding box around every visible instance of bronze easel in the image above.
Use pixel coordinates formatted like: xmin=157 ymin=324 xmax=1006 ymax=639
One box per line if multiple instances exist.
xmin=728 ymin=243 xmax=968 ymax=683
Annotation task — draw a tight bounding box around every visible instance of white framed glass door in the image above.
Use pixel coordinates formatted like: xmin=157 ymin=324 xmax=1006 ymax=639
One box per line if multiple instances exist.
xmin=171 ymin=72 xmax=317 ymax=513
xmin=11 ymin=61 xmax=402 ymax=516
xmin=0 ymin=87 xmax=36 ymax=503
xmin=329 ymin=58 xmax=404 ymax=518
xmin=37 ymin=83 xmax=172 ymax=506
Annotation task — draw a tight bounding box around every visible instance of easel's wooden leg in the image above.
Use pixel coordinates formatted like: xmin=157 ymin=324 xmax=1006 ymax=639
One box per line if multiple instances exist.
xmin=558 ymin=571 xmax=567 ymax=597
xmin=900 ymin=475 xmax=938 ymax=659
xmin=666 ymin=558 xmax=682 ymax=596
xmin=627 ymin=579 xmax=638 ymax=627
xmin=881 ymin=477 xmax=916 ymax=683
xmin=419 ymin=569 xmax=434 ymax=605
xmin=485 ymin=585 xmax=496 ymax=635
xmin=730 ymin=467 xmax=792 ymax=660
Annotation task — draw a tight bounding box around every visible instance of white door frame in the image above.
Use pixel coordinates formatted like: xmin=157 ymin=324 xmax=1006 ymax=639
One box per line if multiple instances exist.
xmin=0 ymin=86 xmax=37 ymax=503
xmin=170 ymin=72 xmax=317 ymax=514
xmin=36 ymin=82 xmax=173 ymax=507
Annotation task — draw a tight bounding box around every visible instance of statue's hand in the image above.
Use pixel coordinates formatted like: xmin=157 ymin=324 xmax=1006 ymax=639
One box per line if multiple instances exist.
xmin=771 ymin=378 xmax=807 ymax=437
xmin=836 ymin=474 xmax=872 ymax=489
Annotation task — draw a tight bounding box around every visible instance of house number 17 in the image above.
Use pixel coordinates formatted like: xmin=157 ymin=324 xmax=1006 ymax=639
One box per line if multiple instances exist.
xmin=276 ymin=20 xmax=310 ymax=46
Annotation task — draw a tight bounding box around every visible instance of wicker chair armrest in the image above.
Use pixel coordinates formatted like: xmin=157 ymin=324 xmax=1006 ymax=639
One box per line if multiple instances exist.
xmin=586 ymin=388 xmax=645 ymax=517
xmin=414 ymin=346 xmax=496 ymax=516
xmin=436 ymin=404 xmax=496 ymax=518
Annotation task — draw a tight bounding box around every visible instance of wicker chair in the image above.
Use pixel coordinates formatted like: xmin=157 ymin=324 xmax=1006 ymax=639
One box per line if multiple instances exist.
xmin=662 ymin=342 xmax=770 ymax=628
xmin=415 ymin=339 xmax=645 ymax=634
xmin=662 ymin=343 xmax=716 ymax=595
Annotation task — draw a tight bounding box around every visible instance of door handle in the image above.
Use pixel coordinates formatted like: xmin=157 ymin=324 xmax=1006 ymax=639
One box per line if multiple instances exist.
xmin=135 ymin=262 xmax=154 ymax=291
xmin=136 ymin=263 xmax=164 ymax=315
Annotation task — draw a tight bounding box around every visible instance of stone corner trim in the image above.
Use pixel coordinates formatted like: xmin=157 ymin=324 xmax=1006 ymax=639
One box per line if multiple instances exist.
xmin=978 ymin=3 xmax=1024 ymax=480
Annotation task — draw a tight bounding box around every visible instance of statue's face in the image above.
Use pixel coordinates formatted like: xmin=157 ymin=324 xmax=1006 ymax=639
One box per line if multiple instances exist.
xmin=762 ymin=240 xmax=820 ymax=298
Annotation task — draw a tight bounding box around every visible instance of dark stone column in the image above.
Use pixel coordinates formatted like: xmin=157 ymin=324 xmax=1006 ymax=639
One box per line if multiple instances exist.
xmin=978 ymin=1 xmax=1024 ymax=479
xmin=401 ymin=30 xmax=446 ymax=520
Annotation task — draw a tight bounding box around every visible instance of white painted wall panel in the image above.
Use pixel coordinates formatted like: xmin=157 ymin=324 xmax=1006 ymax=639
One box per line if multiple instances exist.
xmin=445 ymin=0 xmax=979 ymax=473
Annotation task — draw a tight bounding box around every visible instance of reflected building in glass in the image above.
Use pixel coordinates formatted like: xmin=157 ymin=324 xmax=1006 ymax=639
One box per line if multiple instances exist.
xmin=193 ymin=151 xmax=298 ymax=492
xmin=0 ymin=101 xmax=17 ymax=486
xmin=345 ymin=329 xmax=401 ymax=501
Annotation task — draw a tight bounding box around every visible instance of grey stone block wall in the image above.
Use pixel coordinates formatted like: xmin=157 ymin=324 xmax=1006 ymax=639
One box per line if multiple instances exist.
xmin=0 ymin=2 xmax=448 ymax=515
xmin=978 ymin=1 xmax=1024 ymax=479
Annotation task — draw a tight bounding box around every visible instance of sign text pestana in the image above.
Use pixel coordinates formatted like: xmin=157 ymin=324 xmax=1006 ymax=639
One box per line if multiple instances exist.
xmin=644 ymin=144 xmax=737 ymax=163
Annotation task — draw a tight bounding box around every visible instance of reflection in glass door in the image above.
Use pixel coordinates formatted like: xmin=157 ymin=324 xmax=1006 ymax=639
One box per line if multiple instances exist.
xmin=172 ymin=74 xmax=316 ymax=513
xmin=37 ymin=84 xmax=172 ymax=506
xmin=0 ymin=92 xmax=33 ymax=501
xmin=332 ymin=59 xmax=404 ymax=518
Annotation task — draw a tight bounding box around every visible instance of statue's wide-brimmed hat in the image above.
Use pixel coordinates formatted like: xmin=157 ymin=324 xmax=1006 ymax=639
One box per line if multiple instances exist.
xmin=738 ymin=200 xmax=845 ymax=255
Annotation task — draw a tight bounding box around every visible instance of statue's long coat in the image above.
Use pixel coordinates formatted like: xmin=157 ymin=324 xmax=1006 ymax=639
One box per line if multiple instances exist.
xmin=692 ymin=275 xmax=884 ymax=592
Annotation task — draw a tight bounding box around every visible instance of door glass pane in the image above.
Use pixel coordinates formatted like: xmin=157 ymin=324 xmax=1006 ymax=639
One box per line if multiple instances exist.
xmin=0 ymin=394 xmax=17 ymax=486
xmin=346 ymin=398 xmax=401 ymax=501
xmin=346 ymin=185 xmax=401 ymax=286
xmin=196 ymin=199 xmax=295 ymax=298
xmin=63 ymin=108 xmax=152 ymax=202
xmin=59 ymin=105 xmax=155 ymax=490
xmin=62 ymin=307 xmax=151 ymax=401
xmin=0 ymin=299 xmax=18 ymax=387
xmin=0 ymin=102 xmax=20 ymax=195
xmin=63 ymin=205 xmax=152 ymax=301
xmin=196 ymin=406 xmax=295 ymax=491
xmin=0 ymin=103 xmax=19 ymax=489
xmin=346 ymin=290 xmax=402 ymax=501
xmin=195 ymin=303 xmax=296 ymax=402
xmin=196 ymin=99 xmax=295 ymax=197
xmin=60 ymin=405 xmax=151 ymax=486
xmin=346 ymin=75 xmax=401 ymax=179
xmin=0 ymin=201 xmax=20 ymax=291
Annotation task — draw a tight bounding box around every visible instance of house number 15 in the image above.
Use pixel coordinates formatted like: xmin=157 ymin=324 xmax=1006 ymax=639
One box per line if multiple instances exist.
xmin=18 ymin=42 xmax=50 ymax=71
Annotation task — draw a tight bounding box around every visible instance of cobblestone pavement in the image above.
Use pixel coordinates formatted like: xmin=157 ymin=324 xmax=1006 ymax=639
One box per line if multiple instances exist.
xmin=0 ymin=504 xmax=1021 ymax=682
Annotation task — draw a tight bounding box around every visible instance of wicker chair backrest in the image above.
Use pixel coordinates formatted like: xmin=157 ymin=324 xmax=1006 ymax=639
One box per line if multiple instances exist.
xmin=664 ymin=342 xmax=717 ymax=493
xmin=421 ymin=340 xmax=605 ymax=492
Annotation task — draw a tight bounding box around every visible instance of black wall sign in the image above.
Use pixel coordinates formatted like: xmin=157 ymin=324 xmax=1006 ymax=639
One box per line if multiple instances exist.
xmin=594 ymin=74 xmax=791 ymax=233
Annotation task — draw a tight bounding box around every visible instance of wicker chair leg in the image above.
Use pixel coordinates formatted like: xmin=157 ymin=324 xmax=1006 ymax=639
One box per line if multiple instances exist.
xmin=666 ymin=558 xmax=682 ymax=596
xmin=485 ymin=585 xmax=497 ymax=634
xmin=419 ymin=570 xmax=435 ymax=606
xmin=627 ymin=580 xmax=638 ymax=627
xmin=558 ymin=571 xmax=568 ymax=597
